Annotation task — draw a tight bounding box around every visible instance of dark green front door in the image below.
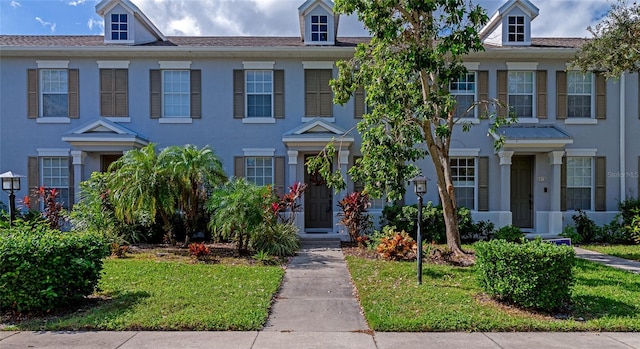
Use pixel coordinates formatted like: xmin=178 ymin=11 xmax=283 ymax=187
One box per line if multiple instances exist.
xmin=511 ymin=156 xmax=533 ymax=228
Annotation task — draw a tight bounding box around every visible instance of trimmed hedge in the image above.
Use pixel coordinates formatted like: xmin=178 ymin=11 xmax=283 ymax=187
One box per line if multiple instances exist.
xmin=0 ymin=224 xmax=109 ymax=312
xmin=475 ymin=239 xmax=575 ymax=312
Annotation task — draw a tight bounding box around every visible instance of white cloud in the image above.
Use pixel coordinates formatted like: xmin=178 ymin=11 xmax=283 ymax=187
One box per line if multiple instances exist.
xmin=35 ymin=16 xmax=56 ymax=33
xmin=10 ymin=1 xmax=21 ymax=8
xmin=532 ymin=1 xmax=611 ymax=37
xmin=68 ymin=0 xmax=87 ymax=6
xmin=87 ymin=17 xmax=104 ymax=32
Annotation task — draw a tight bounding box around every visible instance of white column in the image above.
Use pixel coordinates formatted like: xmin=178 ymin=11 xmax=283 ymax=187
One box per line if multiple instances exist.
xmin=70 ymin=150 xmax=86 ymax=205
xmin=498 ymin=151 xmax=514 ymax=211
xmin=287 ymin=150 xmax=299 ymax=183
xmin=548 ymin=151 xmax=564 ymax=212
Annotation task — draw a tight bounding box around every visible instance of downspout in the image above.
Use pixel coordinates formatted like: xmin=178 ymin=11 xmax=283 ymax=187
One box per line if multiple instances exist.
xmin=620 ymin=72 xmax=626 ymax=201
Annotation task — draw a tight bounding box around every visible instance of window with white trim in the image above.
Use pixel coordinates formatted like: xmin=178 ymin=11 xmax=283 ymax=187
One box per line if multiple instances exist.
xmin=311 ymin=15 xmax=328 ymax=42
xmin=567 ymin=157 xmax=592 ymax=210
xmin=567 ymin=71 xmax=593 ymax=118
xmin=450 ymin=157 xmax=475 ymax=209
xmin=508 ymin=71 xmax=534 ymax=118
xmin=246 ymin=157 xmax=273 ymax=186
xmin=111 ymin=14 xmax=128 ymax=40
xmin=507 ymin=16 xmax=525 ymax=42
xmin=41 ymin=157 xmax=70 ymax=209
xmin=450 ymin=72 xmax=476 ymax=118
xmin=246 ymin=70 xmax=273 ymax=118
xmin=41 ymin=69 xmax=69 ymax=117
xmin=163 ymin=70 xmax=190 ymax=117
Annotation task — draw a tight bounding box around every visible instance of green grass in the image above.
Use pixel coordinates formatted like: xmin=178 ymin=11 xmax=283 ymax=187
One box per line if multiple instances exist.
xmin=580 ymin=244 xmax=640 ymax=262
xmin=346 ymin=256 xmax=640 ymax=331
xmin=11 ymin=256 xmax=284 ymax=331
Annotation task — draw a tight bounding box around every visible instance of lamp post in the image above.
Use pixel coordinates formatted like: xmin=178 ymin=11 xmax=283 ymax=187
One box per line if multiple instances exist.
xmin=1 ymin=171 xmax=24 ymax=227
xmin=412 ymin=175 xmax=427 ymax=285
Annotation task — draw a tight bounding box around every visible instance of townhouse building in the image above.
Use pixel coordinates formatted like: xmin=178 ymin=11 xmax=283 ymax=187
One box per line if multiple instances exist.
xmin=1 ymin=0 xmax=638 ymax=238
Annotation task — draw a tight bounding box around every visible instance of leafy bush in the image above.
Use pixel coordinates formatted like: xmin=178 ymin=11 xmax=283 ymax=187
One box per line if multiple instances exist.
xmin=493 ymin=225 xmax=524 ymax=243
xmin=475 ymin=239 xmax=575 ymax=312
xmin=461 ymin=220 xmax=495 ymax=243
xmin=571 ymin=210 xmax=599 ymax=243
xmin=0 ymin=222 xmax=109 ymax=312
xmin=618 ymin=197 xmax=640 ymax=226
xmin=188 ymin=242 xmax=211 ymax=260
xmin=560 ymin=225 xmax=582 ymax=244
xmin=338 ymin=191 xmax=372 ymax=241
xmin=250 ymin=223 xmax=299 ymax=257
xmin=376 ymin=230 xmax=416 ymax=261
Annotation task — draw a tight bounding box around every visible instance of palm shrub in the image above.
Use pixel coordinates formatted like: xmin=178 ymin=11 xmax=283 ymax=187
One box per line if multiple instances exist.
xmin=251 ymin=222 xmax=299 ymax=257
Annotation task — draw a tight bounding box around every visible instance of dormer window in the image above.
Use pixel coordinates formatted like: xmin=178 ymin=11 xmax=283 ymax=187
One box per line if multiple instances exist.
xmin=111 ymin=14 xmax=128 ymax=40
xmin=311 ymin=15 xmax=328 ymax=42
xmin=507 ymin=16 xmax=525 ymax=42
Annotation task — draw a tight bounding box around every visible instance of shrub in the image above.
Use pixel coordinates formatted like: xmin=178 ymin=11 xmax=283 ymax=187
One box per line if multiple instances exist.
xmin=571 ymin=210 xmax=599 ymax=243
xmin=475 ymin=239 xmax=575 ymax=312
xmin=250 ymin=223 xmax=300 ymax=257
xmin=188 ymin=242 xmax=211 ymax=260
xmin=376 ymin=230 xmax=416 ymax=261
xmin=618 ymin=197 xmax=640 ymax=226
xmin=461 ymin=220 xmax=495 ymax=243
xmin=0 ymin=222 xmax=109 ymax=312
xmin=560 ymin=225 xmax=582 ymax=244
xmin=493 ymin=225 xmax=524 ymax=243
xmin=338 ymin=191 xmax=372 ymax=241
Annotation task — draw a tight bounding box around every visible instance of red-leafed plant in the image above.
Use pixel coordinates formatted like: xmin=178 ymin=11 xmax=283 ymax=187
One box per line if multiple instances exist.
xmin=376 ymin=230 xmax=417 ymax=261
xmin=29 ymin=186 xmax=67 ymax=230
xmin=338 ymin=191 xmax=372 ymax=242
xmin=188 ymin=242 xmax=210 ymax=260
xmin=270 ymin=182 xmax=307 ymax=225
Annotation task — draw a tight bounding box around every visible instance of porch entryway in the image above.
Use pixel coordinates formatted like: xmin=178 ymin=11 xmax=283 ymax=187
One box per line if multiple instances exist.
xmin=510 ymin=155 xmax=534 ymax=228
xmin=304 ymin=155 xmax=333 ymax=232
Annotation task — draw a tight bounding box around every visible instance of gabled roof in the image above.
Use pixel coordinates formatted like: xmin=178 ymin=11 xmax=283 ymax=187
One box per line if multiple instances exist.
xmin=95 ymin=0 xmax=166 ymax=42
xmin=298 ymin=0 xmax=338 ymax=41
xmin=282 ymin=118 xmax=354 ymax=147
xmin=479 ymin=0 xmax=540 ymax=41
xmin=62 ymin=119 xmax=149 ymax=151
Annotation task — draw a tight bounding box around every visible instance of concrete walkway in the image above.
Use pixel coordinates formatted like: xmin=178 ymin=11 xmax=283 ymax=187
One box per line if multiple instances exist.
xmin=2 ymin=240 xmax=640 ymax=348
xmin=574 ymin=247 xmax=640 ymax=274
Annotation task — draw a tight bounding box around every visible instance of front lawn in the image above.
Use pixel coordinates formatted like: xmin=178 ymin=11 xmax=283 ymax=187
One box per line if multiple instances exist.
xmin=4 ymin=250 xmax=284 ymax=331
xmin=346 ymin=255 xmax=640 ymax=331
xmin=580 ymin=244 xmax=640 ymax=262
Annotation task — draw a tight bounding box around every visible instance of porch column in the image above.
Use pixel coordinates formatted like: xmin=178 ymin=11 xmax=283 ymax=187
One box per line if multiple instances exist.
xmin=338 ymin=149 xmax=350 ymax=188
xmin=498 ymin=151 xmax=514 ymax=211
xmin=548 ymin=151 xmax=564 ymax=211
xmin=287 ymin=150 xmax=299 ymax=184
xmin=70 ymin=150 xmax=86 ymax=206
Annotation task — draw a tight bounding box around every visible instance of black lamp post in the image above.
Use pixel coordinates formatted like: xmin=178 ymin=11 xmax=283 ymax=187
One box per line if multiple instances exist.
xmin=1 ymin=171 xmax=24 ymax=227
xmin=412 ymin=175 xmax=427 ymax=284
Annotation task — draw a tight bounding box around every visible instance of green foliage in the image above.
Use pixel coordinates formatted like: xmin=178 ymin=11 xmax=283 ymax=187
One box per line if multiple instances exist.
xmin=338 ymin=191 xmax=372 ymax=241
xmin=572 ymin=1 xmax=640 ymax=78
xmin=560 ymin=225 xmax=582 ymax=244
xmin=0 ymin=223 xmax=109 ymax=312
xmin=250 ymin=223 xmax=300 ymax=257
xmin=475 ymin=239 xmax=575 ymax=312
xmin=462 ymin=220 xmax=495 ymax=243
xmin=571 ymin=210 xmax=599 ymax=243
xmin=376 ymin=230 xmax=416 ymax=261
xmin=493 ymin=225 xmax=524 ymax=243
xmin=618 ymin=198 xmax=640 ymax=244
xmin=207 ymin=178 xmax=271 ymax=252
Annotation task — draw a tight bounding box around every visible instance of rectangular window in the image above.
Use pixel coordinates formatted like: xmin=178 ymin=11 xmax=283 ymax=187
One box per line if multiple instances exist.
xmin=311 ymin=15 xmax=328 ymax=41
xmin=508 ymin=16 xmax=525 ymax=42
xmin=567 ymin=157 xmax=592 ymax=210
xmin=111 ymin=14 xmax=128 ymax=40
xmin=246 ymin=70 xmax=273 ymax=118
xmin=246 ymin=157 xmax=273 ymax=186
xmin=162 ymin=70 xmax=190 ymax=117
xmin=450 ymin=157 xmax=475 ymax=209
xmin=567 ymin=71 xmax=593 ymax=118
xmin=41 ymin=157 xmax=70 ymax=209
xmin=508 ymin=71 xmax=534 ymax=118
xmin=40 ymin=69 xmax=69 ymax=117
xmin=450 ymin=72 xmax=476 ymax=118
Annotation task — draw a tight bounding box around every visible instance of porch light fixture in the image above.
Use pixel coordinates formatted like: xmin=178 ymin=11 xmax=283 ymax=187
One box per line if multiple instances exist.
xmin=1 ymin=171 xmax=24 ymax=227
xmin=412 ymin=175 xmax=427 ymax=284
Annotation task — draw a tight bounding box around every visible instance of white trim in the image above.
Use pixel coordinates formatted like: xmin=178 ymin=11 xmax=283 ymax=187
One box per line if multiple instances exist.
xmin=564 ymin=118 xmax=598 ymax=125
xmin=338 ymin=150 xmax=350 ymax=165
xmin=548 ymin=151 xmax=565 ymax=165
xmin=70 ymin=150 xmax=87 ymax=165
xmin=288 ymin=150 xmax=299 ymax=165
xmin=458 ymin=118 xmax=481 ymax=125
xmin=37 ymin=148 xmax=70 ymax=157
xmin=516 ymin=118 xmax=539 ymax=124
xmin=463 ymin=62 xmax=480 ymax=70
xmin=36 ymin=60 xmax=69 ymax=69
xmin=104 ymin=39 xmax=135 ymax=45
xmin=158 ymin=117 xmax=193 ymax=124
xmin=449 ymin=148 xmax=480 ymax=157
xmin=97 ymin=60 xmax=130 ymax=69
xmin=242 ymin=117 xmax=276 ymax=124
xmin=36 ymin=117 xmax=71 ymax=124
xmin=105 ymin=117 xmax=131 ymax=123
xmin=506 ymin=62 xmax=538 ymax=70
xmin=565 ymin=149 xmax=597 ymax=157
xmin=301 ymin=117 xmax=335 ymax=123
xmin=498 ymin=150 xmax=514 ymax=165
xmin=242 ymin=61 xmax=275 ymax=70
xmin=159 ymin=61 xmax=192 ymax=69
xmin=302 ymin=61 xmax=334 ymax=69
xmin=243 ymin=148 xmax=276 ymax=157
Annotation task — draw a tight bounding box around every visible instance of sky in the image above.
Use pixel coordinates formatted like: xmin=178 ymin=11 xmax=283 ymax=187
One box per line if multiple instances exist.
xmin=0 ymin=0 xmax=612 ymax=38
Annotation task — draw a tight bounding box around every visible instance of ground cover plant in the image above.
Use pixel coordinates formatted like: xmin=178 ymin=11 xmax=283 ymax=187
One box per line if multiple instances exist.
xmin=580 ymin=244 xmax=640 ymax=262
xmin=344 ymin=249 xmax=640 ymax=331
xmin=1 ymin=245 xmax=284 ymax=331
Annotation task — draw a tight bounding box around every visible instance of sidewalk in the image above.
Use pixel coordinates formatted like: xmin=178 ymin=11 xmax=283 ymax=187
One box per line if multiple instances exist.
xmin=1 ymin=240 xmax=639 ymax=349
xmin=574 ymin=246 xmax=640 ymax=274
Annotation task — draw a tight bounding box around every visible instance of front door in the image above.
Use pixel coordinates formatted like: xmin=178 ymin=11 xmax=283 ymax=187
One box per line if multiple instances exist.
xmin=304 ymin=155 xmax=333 ymax=232
xmin=511 ymin=156 xmax=533 ymax=228
xmin=101 ymin=154 xmax=122 ymax=172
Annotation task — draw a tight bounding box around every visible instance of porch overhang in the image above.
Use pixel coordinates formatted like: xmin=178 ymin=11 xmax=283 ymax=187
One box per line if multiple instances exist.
xmin=282 ymin=118 xmax=354 ymax=149
xmin=62 ymin=119 xmax=149 ymax=152
xmin=491 ymin=124 xmax=573 ymax=151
